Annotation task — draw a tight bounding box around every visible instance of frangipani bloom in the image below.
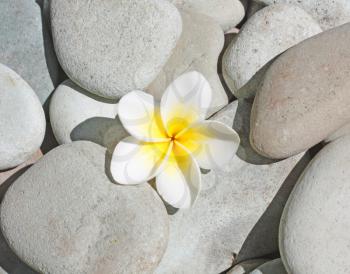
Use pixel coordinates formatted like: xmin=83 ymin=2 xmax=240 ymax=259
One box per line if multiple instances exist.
xmin=111 ymin=71 xmax=240 ymax=208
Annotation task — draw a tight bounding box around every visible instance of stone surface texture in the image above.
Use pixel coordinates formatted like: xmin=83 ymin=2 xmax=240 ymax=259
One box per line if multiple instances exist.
xmin=280 ymin=136 xmax=350 ymax=274
xmin=50 ymin=0 xmax=182 ymax=99
xmin=0 ymin=64 xmax=46 ymax=170
xmin=257 ymin=0 xmax=350 ymax=30
xmin=1 ymin=141 xmax=169 ymax=274
xmin=251 ymin=23 xmax=350 ymax=159
xmin=223 ymin=4 xmax=321 ymax=98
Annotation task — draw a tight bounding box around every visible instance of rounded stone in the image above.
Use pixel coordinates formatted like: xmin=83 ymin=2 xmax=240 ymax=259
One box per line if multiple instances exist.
xmin=0 ymin=141 xmax=169 ymax=274
xmin=250 ymin=259 xmax=287 ymax=274
xmin=280 ymin=136 xmax=350 ymax=274
xmin=50 ymin=0 xmax=182 ymax=99
xmin=170 ymin=0 xmax=245 ymax=32
xmin=256 ymin=0 xmax=350 ymax=30
xmin=50 ymin=80 xmax=120 ymax=145
xmin=250 ymin=23 xmax=350 ymax=159
xmin=147 ymin=10 xmax=228 ymax=116
xmin=0 ymin=63 xmax=46 ymax=170
xmin=223 ymin=4 xmax=321 ymax=98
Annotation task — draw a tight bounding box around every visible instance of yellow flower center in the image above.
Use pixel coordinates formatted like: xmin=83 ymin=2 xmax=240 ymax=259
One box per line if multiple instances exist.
xmin=141 ymin=105 xmax=207 ymax=172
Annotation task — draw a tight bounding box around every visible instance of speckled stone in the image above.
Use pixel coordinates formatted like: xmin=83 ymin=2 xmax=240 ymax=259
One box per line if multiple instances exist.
xmin=1 ymin=141 xmax=169 ymax=274
xmin=256 ymin=0 xmax=350 ymax=30
xmin=0 ymin=63 xmax=46 ymax=170
xmin=223 ymin=4 xmax=321 ymax=98
xmin=50 ymin=0 xmax=182 ymax=99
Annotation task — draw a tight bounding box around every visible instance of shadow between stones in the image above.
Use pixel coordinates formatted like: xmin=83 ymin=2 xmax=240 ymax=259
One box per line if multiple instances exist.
xmin=235 ymin=151 xmax=312 ymax=264
xmin=35 ymin=0 xmax=67 ymax=91
xmin=0 ymin=167 xmax=38 ymax=274
xmin=36 ymin=0 xmax=68 ymax=153
xmin=218 ymin=33 xmax=238 ymax=103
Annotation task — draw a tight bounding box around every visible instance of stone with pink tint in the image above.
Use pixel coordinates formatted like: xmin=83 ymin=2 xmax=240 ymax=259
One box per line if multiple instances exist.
xmin=251 ymin=23 xmax=350 ymax=159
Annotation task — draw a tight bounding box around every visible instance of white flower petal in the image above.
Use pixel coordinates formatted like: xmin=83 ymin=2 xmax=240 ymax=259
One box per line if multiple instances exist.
xmin=177 ymin=121 xmax=240 ymax=170
xmin=160 ymin=71 xmax=212 ymax=137
xmin=118 ymin=90 xmax=168 ymax=141
xmin=111 ymin=136 xmax=171 ymax=185
xmin=156 ymin=143 xmax=201 ymax=208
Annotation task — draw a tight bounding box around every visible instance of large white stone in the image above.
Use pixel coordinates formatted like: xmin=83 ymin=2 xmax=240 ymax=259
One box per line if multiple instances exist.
xmin=50 ymin=0 xmax=182 ymax=99
xmin=170 ymin=0 xmax=245 ymax=31
xmin=0 ymin=63 xmax=46 ymax=170
xmin=0 ymin=141 xmax=169 ymax=274
xmin=147 ymin=11 xmax=228 ymax=115
xmin=155 ymin=100 xmax=306 ymax=273
xmin=223 ymin=4 xmax=321 ymax=98
xmin=280 ymin=136 xmax=350 ymax=274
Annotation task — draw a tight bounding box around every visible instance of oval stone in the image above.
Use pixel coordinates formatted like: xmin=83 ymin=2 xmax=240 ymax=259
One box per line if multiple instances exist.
xmin=251 ymin=22 xmax=350 ymax=159
xmin=0 ymin=141 xmax=169 ymax=274
xmin=0 ymin=63 xmax=45 ymax=170
xmin=50 ymin=0 xmax=182 ymax=99
xmin=280 ymin=136 xmax=350 ymax=274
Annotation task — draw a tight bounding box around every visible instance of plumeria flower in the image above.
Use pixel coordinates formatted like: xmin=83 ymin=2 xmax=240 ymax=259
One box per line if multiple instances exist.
xmin=111 ymin=71 xmax=240 ymax=209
